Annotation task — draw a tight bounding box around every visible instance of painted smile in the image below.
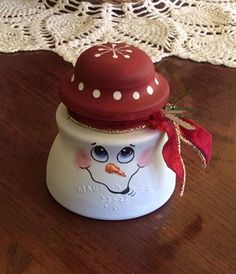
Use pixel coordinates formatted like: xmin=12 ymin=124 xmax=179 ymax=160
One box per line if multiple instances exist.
xmin=83 ymin=165 xmax=142 ymax=195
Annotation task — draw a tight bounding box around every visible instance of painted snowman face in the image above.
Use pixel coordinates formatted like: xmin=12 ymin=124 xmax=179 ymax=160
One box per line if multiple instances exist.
xmin=75 ymin=142 xmax=152 ymax=195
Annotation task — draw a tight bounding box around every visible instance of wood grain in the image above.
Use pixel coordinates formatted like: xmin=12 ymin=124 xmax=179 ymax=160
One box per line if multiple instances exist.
xmin=0 ymin=51 xmax=235 ymax=274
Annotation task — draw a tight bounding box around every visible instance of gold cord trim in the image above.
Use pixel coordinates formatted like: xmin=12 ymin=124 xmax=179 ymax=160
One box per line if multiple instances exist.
xmin=174 ymin=123 xmax=186 ymax=196
xmin=68 ymin=116 xmax=147 ymax=134
xmin=180 ymin=135 xmax=207 ymax=168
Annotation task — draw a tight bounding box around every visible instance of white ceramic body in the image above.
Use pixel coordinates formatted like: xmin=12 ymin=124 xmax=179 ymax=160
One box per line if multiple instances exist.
xmin=46 ymin=104 xmax=176 ymax=220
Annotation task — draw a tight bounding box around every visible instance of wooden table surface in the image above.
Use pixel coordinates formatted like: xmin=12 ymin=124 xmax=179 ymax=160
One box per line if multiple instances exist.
xmin=0 ymin=51 xmax=235 ymax=274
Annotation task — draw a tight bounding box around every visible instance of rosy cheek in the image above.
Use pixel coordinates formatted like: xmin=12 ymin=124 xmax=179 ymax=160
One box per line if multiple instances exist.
xmin=75 ymin=150 xmax=91 ymax=168
xmin=137 ymin=148 xmax=153 ymax=167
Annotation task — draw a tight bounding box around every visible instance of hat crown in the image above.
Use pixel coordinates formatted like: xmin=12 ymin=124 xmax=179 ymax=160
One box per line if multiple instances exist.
xmin=59 ymin=43 xmax=170 ymax=129
xmin=75 ymin=43 xmax=155 ymax=89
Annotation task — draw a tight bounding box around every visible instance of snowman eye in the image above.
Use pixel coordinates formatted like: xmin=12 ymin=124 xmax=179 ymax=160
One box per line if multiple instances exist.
xmin=91 ymin=146 xmax=109 ymax=163
xmin=117 ymin=147 xmax=135 ymax=163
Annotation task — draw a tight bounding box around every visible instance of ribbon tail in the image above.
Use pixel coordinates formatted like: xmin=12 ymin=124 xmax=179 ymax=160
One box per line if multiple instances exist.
xmin=179 ymin=119 xmax=212 ymax=166
xmin=157 ymin=119 xmax=186 ymax=195
xmin=148 ymin=110 xmax=212 ymax=196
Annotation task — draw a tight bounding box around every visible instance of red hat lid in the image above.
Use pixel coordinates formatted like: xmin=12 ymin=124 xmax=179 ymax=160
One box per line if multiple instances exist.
xmin=59 ymin=43 xmax=169 ymax=129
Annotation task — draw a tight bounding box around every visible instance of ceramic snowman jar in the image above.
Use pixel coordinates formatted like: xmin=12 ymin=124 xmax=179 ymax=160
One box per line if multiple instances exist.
xmin=47 ymin=43 xmax=177 ymax=220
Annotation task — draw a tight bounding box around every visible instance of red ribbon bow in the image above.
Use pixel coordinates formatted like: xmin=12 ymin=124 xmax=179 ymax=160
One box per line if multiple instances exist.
xmin=147 ymin=105 xmax=212 ymax=196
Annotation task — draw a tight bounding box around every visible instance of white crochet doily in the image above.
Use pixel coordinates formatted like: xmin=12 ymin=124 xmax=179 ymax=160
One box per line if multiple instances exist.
xmin=0 ymin=0 xmax=236 ymax=67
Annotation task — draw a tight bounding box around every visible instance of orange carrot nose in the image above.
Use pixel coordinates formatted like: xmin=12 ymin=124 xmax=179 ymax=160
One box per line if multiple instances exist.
xmin=105 ymin=163 xmax=126 ymax=177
